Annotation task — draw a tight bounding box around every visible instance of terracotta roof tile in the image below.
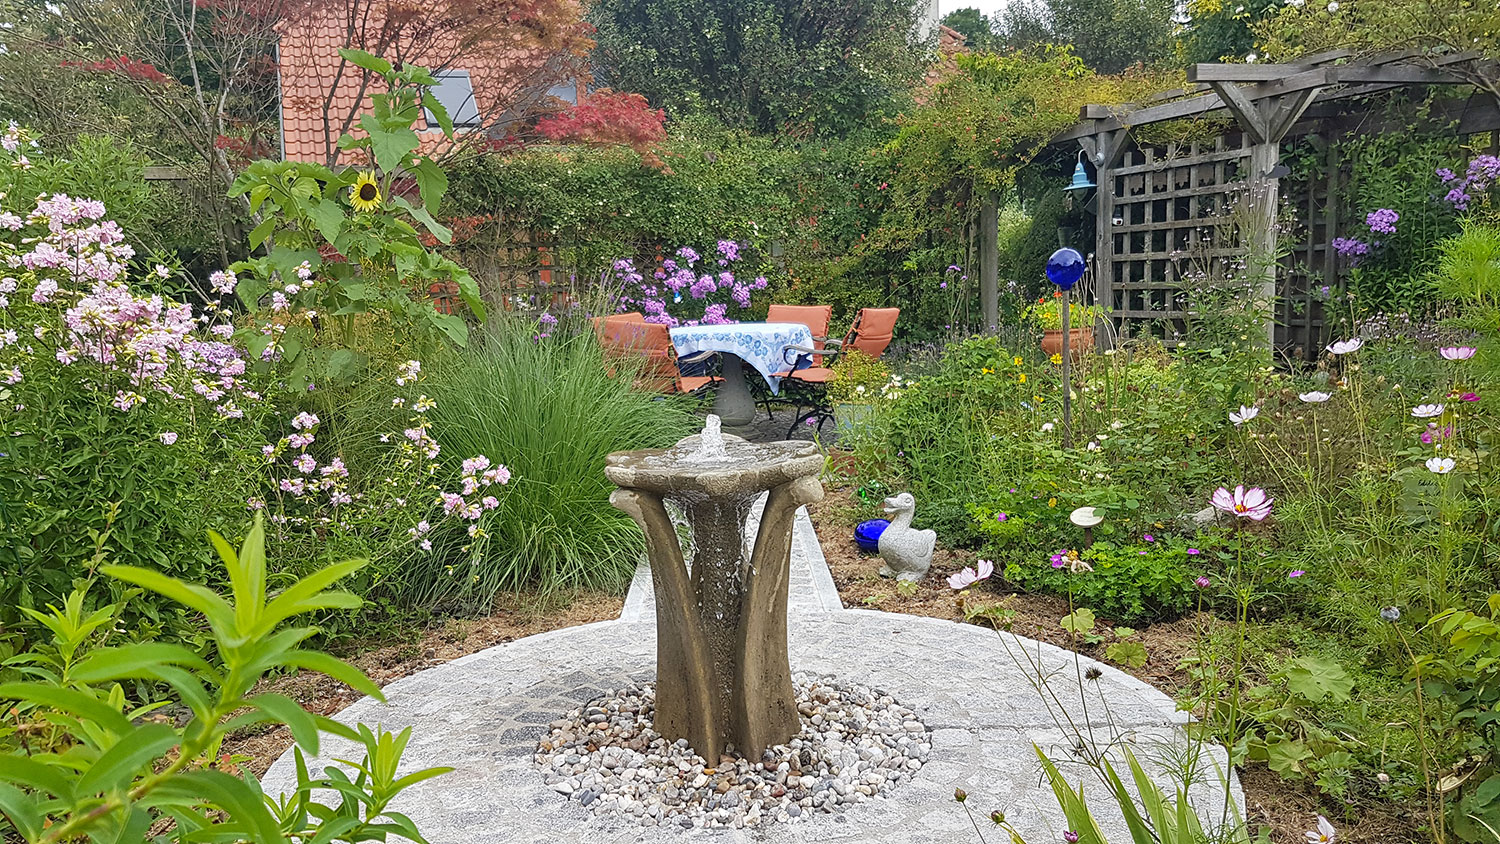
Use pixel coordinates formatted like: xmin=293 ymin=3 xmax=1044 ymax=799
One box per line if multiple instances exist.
xmin=277 ymin=2 xmax=560 ymax=163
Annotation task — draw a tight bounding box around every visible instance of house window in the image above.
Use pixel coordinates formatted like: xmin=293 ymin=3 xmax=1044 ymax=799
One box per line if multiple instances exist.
xmin=426 ymin=70 xmax=480 ymax=128
xmin=547 ymin=81 xmax=578 ymax=105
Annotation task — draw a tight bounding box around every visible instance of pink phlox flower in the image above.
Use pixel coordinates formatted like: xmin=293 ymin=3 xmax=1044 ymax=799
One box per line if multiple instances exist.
xmin=440 ymin=492 xmax=465 ymax=515
xmin=320 ymin=458 xmax=348 ymax=478
xmin=292 ymin=412 xmax=320 ymax=430
xmin=159 ymin=431 xmax=178 ymax=445
xmin=1210 ymin=485 xmax=1273 ymax=520
xmin=482 ymin=466 xmax=512 ymax=485
xmin=482 ymin=496 xmax=499 ymax=510
xmin=293 ymin=454 xmax=317 ymax=474
xmin=288 ymin=432 xmax=314 ymax=449
xmin=462 ymin=455 xmax=491 ymax=475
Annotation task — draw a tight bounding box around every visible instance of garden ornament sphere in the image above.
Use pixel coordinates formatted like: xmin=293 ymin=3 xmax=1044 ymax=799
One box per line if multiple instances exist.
xmin=855 ymin=518 xmax=890 ymax=553
xmin=1045 ymin=248 xmax=1086 ymax=291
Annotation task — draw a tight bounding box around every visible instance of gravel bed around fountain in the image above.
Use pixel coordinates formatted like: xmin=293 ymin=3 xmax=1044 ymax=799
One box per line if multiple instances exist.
xmin=535 ymin=675 xmax=930 ymax=830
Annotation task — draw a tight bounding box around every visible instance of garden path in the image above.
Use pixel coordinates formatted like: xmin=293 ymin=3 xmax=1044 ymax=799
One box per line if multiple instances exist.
xmin=264 ymin=507 xmax=1243 ymax=843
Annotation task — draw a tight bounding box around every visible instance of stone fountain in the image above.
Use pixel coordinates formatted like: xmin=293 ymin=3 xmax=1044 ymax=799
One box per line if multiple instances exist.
xmin=605 ymin=415 xmax=824 ymax=761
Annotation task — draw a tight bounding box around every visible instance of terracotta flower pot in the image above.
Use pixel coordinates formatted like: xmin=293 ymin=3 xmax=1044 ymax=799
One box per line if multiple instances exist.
xmin=1041 ymin=327 xmax=1094 ymax=359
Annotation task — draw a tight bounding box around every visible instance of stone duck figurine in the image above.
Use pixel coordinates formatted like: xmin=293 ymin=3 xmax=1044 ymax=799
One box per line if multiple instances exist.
xmin=877 ymin=492 xmax=936 ymax=582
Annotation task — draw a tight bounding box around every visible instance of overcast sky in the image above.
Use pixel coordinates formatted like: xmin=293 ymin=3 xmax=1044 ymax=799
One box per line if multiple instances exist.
xmin=932 ymin=0 xmax=1009 ymax=20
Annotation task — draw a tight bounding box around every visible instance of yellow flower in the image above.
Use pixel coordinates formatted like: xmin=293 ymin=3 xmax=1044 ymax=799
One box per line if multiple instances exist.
xmin=1050 ymin=353 xmax=1063 ymax=365
xmin=1033 ymin=395 xmax=1043 ymax=403
xmin=1018 ymin=373 xmax=1027 ymax=384
xmin=1013 ymin=356 xmax=1023 ymax=366
xmin=982 ymin=367 xmax=994 ymax=374
xmin=1048 ymin=497 xmax=1057 ymax=508
xmin=350 ymin=171 xmax=382 ymax=212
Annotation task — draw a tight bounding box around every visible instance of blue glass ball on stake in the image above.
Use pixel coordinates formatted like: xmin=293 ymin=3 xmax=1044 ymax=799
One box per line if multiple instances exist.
xmin=1045 ymin=248 xmax=1086 ymax=291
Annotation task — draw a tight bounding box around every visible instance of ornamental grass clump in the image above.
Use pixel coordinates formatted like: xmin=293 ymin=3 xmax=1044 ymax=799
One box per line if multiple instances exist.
xmin=417 ymin=314 xmax=697 ymax=605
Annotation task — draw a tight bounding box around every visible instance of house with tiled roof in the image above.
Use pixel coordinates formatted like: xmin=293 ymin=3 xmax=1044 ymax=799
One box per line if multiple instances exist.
xmin=275 ymin=0 xmax=588 ymax=164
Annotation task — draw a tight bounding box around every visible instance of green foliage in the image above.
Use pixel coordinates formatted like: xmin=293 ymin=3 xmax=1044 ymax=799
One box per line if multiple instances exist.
xmin=1027 ymin=744 xmax=1250 ymax=844
xmin=1006 ymin=542 xmax=1196 ymax=624
xmin=1182 ymin=0 xmax=1281 ymax=63
xmin=412 ymin=315 xmax=698 ymax=605
xmin=999 ymin=0 xmax=1180 ymax=72
xmin=826 ymin=349 xmax=895 ymax=405
xmin=0 ymin=515 xmax=448 ymax=842
xmin=230 ymin=51 xmax=483 ymax=378
xmin=586 ymin=0 xmax=925 ymax=137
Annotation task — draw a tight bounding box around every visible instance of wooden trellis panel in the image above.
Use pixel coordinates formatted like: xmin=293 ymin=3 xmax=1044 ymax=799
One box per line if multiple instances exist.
xmin=454 ymin=229 xmax=578 ymax=315
xmin=1098 ymin=133 xmax=1254 ymax=343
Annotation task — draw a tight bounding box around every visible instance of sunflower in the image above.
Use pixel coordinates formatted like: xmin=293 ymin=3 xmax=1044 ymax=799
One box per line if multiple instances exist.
xmin=350 ymin=171 xmax=382 ymax=212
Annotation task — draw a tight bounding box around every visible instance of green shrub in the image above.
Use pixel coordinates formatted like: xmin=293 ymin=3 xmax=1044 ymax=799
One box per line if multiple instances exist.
xmin=0 ymin=514 xmax=447 ymax=843
xmin=415 ymin=316 xmax=697 ymax=605
xmin=1000 ymin=540 xmax=1196 ymax=624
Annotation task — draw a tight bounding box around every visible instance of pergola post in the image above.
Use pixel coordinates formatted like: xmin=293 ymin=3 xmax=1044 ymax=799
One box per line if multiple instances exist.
xmin=1209 ymin=81 xmax=1322 ymax=347
xmin=979 ymin=192 xmax=998 ymax=334
xmin=1079 ymin=127 xmax=1129 ymax=350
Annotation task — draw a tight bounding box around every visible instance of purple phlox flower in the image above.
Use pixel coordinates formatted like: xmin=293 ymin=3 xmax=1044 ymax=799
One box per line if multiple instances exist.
xmin=996 ymin=512 xmax=1008 ymax=522
xmin=1211 ymin=485 xmax=1274 ymax=520
xmin=1288 ymin=570 xmax=1305 ymax=578
xmin=948 ymin=559 xmax=995 ymax=590
xmin=1366 ymin=208 xmax=1399 ymax=235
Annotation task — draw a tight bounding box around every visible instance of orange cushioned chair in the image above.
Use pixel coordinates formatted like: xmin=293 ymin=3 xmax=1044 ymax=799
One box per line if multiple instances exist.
xmin=780 ymin=307 xmax=900 ymax=436
xmin=594 ymin=316 xmax=716 ymax=395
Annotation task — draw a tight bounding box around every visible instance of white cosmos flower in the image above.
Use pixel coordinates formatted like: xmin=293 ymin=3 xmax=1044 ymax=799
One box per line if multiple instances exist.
xmin=1305 ymin=815 xmax=1337 ymax=843
xmin=1326 ymin=337 xmax=1363 ymax=355
xmin=1412 ymin=403 xmax=1445 ymax=418
xmin=1229 ymin=404 xmax=1259 ymax=425
xmin=1299 ymin=391 xmax=1332 ymax=403
xmin=1086 ymin=441 xmax=1100 ymax=451
xmin=1426 ymin=456 xmax=1456 ymax=474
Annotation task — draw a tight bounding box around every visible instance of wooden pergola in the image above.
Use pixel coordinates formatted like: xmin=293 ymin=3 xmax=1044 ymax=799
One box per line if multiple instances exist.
xmin=1041 ymin=50 xmax=1500 ymax=356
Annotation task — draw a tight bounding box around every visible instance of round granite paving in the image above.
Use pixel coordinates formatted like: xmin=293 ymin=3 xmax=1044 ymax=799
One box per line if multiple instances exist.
xmin=263 ymin=609 xmax=1242 ymax=844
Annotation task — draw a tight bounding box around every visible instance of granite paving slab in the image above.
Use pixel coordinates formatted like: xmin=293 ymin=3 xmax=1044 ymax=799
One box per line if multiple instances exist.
xmin=264 ymin=508 xmax=1242 ymax=843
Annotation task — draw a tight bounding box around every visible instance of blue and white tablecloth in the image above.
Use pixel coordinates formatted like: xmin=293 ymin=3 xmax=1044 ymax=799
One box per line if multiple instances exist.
xmin=670 ymin=322 xmax=816 ymax=394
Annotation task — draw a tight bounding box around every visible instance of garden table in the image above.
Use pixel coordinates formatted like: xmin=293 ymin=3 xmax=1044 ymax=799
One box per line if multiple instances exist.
xmin=670 ymin=322 xmax=815 ymax=427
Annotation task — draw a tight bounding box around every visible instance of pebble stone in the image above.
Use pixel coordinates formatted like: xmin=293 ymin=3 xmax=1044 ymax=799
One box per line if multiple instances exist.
xmin=534 ymin=674 xmax=930 ymax=829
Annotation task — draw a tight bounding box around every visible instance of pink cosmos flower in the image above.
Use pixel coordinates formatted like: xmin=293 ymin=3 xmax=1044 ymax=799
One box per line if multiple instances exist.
xmin=1194 ymin=576 xmax=1211 ymax=588
xmin=1288 ymin=570 xmax=1305 ymax=578
xmin=1440 ymin=346 xmax=1476 ymax=361
xmin=1210 ymin=485 xmax=1273 ymax=520
xmin=1460 ymin=392 xmax=1479 ymax=402
xmin=948 ymin=559 xmax=994 ymax=590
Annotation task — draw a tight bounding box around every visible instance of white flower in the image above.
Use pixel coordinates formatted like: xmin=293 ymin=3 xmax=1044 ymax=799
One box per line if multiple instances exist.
xmin=1425 ymin=456 xmax=1456 ymax=474
xmin=1305 ymin=815 xmax=1336 ymax=843
xmin=1086 ymin=440 xmax=1100 ymax=451
xmin=1298 ymin=391 xmax=1332 ymax=403
xmin=1326 ymin=1 xmax=1338 ymax=10
xmin=1412 ymin=403 xmax=1445 ymax=418
xmin=855 ymin=385 xmax=866 ymax=394
xmin=1041 ymin=422 xmax=1055 ymax=432
xmin=1110 ymin=420 xmax=1123 ymax=430
xmin=1326 ymin=338 xmax=1363 ymax=355
xmin=1229 ymin=404 xmax=1259 ymax=426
